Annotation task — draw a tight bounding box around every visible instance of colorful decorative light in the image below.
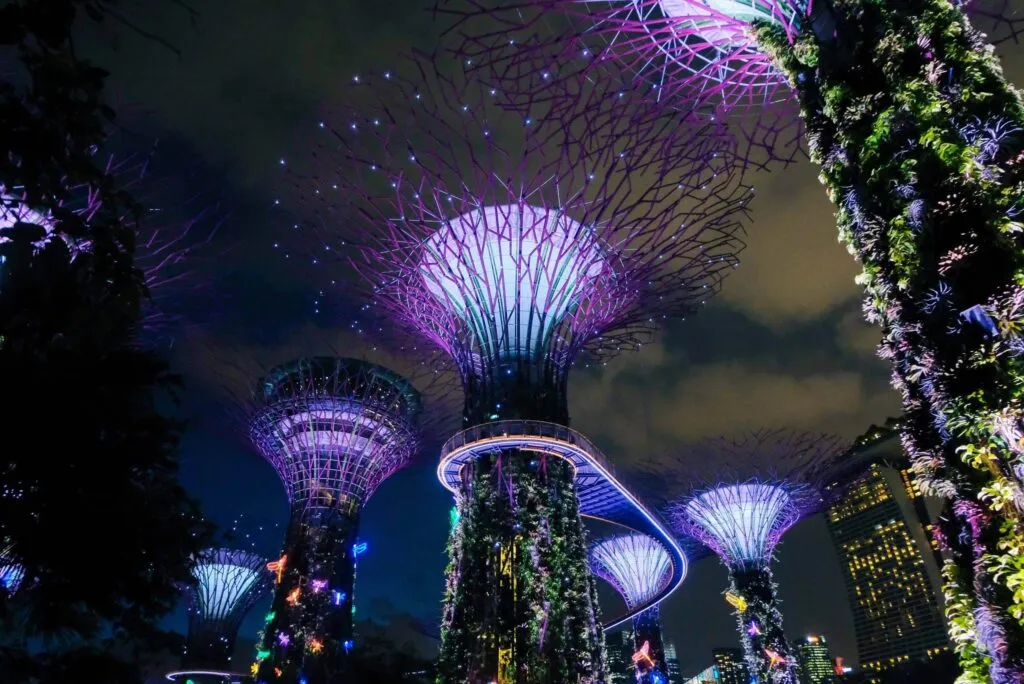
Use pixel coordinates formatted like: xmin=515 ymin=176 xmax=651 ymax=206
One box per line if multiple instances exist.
xmin=266 ymin=555 xmax=287 ymax=584
xmin=284 ymin=55 xmax=751 ymax=683
xmin=632 ymin=640 xmax=655 ymax=668
xmin=308 ymin=639 xmax=324 ymax=654
xmin=725 ymin=592 xmax=747 ymax=613
xmin=243 ymin=357 xmax=426 ymax=677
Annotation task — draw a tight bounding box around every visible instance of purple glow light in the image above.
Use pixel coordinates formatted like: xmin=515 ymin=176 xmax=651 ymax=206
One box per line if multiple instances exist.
xmin=589 ymin=533 xmax=676 ymax=608
xmin=684 ymin=483 xmax=798 ymax=567
xmin=287 ymin=57 xmax=751 ymax=386
xmin=249 ymin=358 xmax=421 ymax=510
xmin=666 ymin=429 xmax=845 ymax=569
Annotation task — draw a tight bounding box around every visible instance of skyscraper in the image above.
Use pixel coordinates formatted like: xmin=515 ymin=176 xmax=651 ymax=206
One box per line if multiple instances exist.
xmin=795 ymin=635 xmax=835 ymax=684
xmin=711 ymin=647 xmax=748 ymax=684
xmin=606 ymin=629 xmax=636 ymax=684
xmin=663 ymin=640 xmax=682 ymax=683
xmin=825 ymin=425 xmax=950 ymax=675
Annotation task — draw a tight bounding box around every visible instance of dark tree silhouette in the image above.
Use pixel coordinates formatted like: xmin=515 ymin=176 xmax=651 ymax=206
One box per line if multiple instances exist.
xmin=0 ymin=1 xmax=211 ymax=681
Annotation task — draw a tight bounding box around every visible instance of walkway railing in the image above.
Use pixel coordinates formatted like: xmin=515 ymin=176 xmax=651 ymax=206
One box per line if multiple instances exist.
xmin=439 ymin=419 xmax=618 ymax=479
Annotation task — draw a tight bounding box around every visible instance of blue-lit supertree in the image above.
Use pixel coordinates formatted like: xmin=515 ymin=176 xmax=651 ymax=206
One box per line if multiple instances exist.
xmin=589 ymin=534 xmax=678 ymax=684
xmin=281 ymin=53 xmax=751 ymax=683
xmin=168 ymin=547 xmax=272 ymax=681
xmin=0 ymin=539 xmax=23 ymax=596
xmin=666 ymin=429 xmax=845 ymax=684
xmin=244 ymin=357 xmax=424 ymax=683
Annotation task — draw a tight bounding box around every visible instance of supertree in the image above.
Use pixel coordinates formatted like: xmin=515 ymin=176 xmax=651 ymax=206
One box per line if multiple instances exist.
xmin=0 ymin=150 xmax=218 ymax=337
xmin=663 ymin=429 xmax=845 ymax=684
xmin=589 ymin=534 xmax=678 ymax=684
xmin=241 ymin=356 xmax=425 ymax=683
xmin=278 ymin=53 xmax=750 ymax=683
xmin=0 ymin=539 xmax=22 ymax=596
xmin=165 ymin=547 xmax=272 ymax=683
xmin=441 ymin=0 xmax=1024 ymax=677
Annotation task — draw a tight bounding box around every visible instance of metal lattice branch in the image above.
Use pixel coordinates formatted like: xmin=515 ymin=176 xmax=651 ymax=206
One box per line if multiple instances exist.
xmin=0 ymin=150 xmax=220 ymax=333
xmin=248 ymin=357 xmax=425 ymax=510
xmin=184 ymin=547 xmax=271 ymax=635
xmin=665 ymin=428 xmax=847 ymax=569
xmin=285 ymin=53 xmax=751 ymax=382
xmin=588 ymin=533 xmax=673 ymax=608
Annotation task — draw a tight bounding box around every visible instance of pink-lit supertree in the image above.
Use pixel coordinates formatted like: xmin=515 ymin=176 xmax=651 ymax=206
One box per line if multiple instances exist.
xmin=279 ymin=54 xmax=750 ymax=682
xmin=236 ymin=356 xmax=428 ymax=683
xmin=442 ymin=0 xmax=1024 ymax=677
xmin=665 ymin=429 xmax=845 ymax=684
xmin=589 ymin=534 xmax=679 ymax=684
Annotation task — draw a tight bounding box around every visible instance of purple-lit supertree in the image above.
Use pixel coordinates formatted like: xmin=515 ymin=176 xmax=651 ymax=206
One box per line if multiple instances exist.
xmin=168 ymin=547 xmax=272 ymax=681
xmin=665 ymin=429 xmax=845 ymax=684
xmin=243 ymin=356 xmax=423 ymax=682
xmin=0 ymin=151 xmax=217 ymax=336
xmin=443 ymin=0 xmax=1024 ymax=676
xmin=281 ymin=55 xmax=751 ymax=682
xmin=589 ymin=534 xmax=677 ymax=683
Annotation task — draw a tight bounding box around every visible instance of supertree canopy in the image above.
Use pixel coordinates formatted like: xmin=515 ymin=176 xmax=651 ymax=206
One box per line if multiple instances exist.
xmin=0 ymin=151 xmax=217 ymax=336
xmin=245 ymin=356 xmax=422 ymax=683
xmin=169 ymin=547 xmax=271 ymax=681
xmin=280 ymin=53 xmax=750 ymax=683
xmin=666 ymin=429 xmax=845 ymax=684
xmin=589 ymin=534 xmax=677 ymax=683
xmin=0 ymin=539 xmax=23 ymax=596
xmin=442 ymin=0 xmax=1024 ymax=677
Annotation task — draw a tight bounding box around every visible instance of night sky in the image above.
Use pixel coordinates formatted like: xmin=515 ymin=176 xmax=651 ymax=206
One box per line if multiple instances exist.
xmin=78 ymin=2 xmax=1024 ymax=677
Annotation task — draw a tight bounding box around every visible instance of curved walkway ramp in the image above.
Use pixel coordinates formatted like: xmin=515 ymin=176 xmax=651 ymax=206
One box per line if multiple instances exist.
xmin=437 ymin=420 xmax=687 ymax=630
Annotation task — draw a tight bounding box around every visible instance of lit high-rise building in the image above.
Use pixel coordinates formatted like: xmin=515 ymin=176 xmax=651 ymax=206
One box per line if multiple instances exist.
xmin=663 ymin=640 xmax=682 ymax=682
xmin=825 ymin=424 xmax=950 ymax=675
xmin=711 ymin=647 xmax=747 ymax=684
xmin=606 ymin=629 xmax=636 ymax=683
xmin=796 ymin=634 xmax=835 ymax=684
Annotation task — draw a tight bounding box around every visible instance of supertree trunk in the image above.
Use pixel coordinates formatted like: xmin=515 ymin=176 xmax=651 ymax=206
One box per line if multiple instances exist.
xmin=437 ymin=452 xmax=605 ymax=683
xmin=182 ymin=624 xmax=236 ymax=670
xmin=257 ymin=504 xmax=360 ymax=683
xmin=631 ymin=606 xmax=667 ymax=683
xmin=729 ymin=567 xmax=796 ymax=684
xmin=755 ymin=1 xmax=1024 ymax=679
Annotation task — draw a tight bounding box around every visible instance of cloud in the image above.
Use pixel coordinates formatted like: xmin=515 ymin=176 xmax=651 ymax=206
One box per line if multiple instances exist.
xmin=836 ymin=306 xmax=883 ymax=359
xmin=569 ymin=340 xmax=900 ymax=459
xmin=83 ymin=0 xmax=437 ymax=184
xmin=718 ymin=161 xmax=862 ymax=326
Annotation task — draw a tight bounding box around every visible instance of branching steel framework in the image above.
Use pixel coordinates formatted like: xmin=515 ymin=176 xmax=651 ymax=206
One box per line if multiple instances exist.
xmin=176 ymin=547 xmax=271 ymax=677
xmin=589 ymin=533 xmax=675 ymax=683
xmin=245 ymin=356 xmax=422 ymax=683
xmin=439 ymin=0 xmax=1024 ymax=677
xmin=667 ymin=429 xmax=846 ymax=684
xmin=278 ymin=53 xmax=752 ymax=683
xmin=0 ymin=152 xmax=218 ymax=335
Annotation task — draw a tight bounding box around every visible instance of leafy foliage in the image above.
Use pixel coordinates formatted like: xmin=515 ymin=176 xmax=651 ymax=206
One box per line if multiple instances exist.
xmin=437 ymin=453 xmax=606 ymax=683
xmin=0 ymin=0 xmax=210 ymax=679
xmin=756 ymin=0 xmax=1024 ymax=678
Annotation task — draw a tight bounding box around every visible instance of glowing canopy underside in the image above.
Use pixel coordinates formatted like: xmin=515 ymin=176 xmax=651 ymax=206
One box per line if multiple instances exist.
xmin=420 ymin=203 xmax=605 ymax=360
xmin=684 ymin=483 xmax=797 ymax=567
xmin=189 ymin=548 xmax=269 ymax=622
xmin=438 ymin=420 xmax=687 ymax=630
xmin=250 ymin=357 xmax=421 ymax=507
xmin=589 ymin=533 xmax=674 ymax=608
